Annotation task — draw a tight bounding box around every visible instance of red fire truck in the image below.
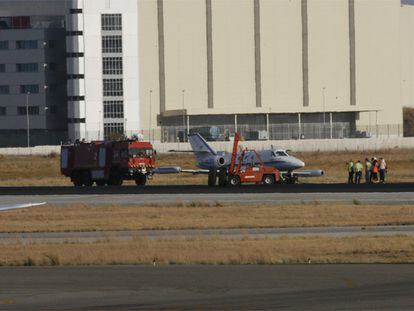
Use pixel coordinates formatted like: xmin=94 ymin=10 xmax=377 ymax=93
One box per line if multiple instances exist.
xmin=61 ymin=140 xmax=155 ymax=187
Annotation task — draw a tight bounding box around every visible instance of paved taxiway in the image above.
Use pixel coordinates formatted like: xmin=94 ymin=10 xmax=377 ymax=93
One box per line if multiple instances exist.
xmin=2 ymin=184 xmax=414 ymax=205
xmin=0 ymin=225 xmax=413 ymax=244
xmin=0 ymin=265 xmax=413 ymax=310
xmin=3 ymin=191 xmax=414 ymax=205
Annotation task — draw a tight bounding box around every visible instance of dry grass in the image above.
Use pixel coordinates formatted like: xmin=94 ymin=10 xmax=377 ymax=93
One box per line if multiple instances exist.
xmin=1 ymin=203 xmax=413 ymax=233
xmin=1 ymin=235 xmax=413 ymax=266
xmin=1 ymin=149 xmax=414 ymax=186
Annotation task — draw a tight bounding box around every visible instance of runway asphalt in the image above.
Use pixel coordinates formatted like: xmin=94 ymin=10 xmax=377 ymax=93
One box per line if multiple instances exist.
xmin=3 ymin=191 xmax=414 ymax=205
xmin=1 ymin=183 xmax=414 ymax=195
xmin=0 ymin=225 xmax=413 ymax=243
xmin=0 ymin=265 xmax=413 ymax=310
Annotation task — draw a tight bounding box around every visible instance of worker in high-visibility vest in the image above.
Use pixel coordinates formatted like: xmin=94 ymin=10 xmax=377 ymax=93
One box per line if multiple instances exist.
xmin=354 ymin=160 xmax=363 ymax=184
xmin=347 ymin=160 xmax=354 ymax=184
xmin=365 ymin=158 xmax=372 ymax=183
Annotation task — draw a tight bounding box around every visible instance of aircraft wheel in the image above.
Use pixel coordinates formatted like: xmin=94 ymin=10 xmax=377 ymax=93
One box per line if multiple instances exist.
xmin=96 ymin=180 xmax=106 ymax=186
xmin=135 ymin=174 xmax=147 ymax=186
xmin=227 ymin=175 xmax=241 ymax=187
xmin=208 ymin=171 xmax=216 ymax=186
xmin=262 ymin=174 xmax=275 ymax=185
xmin=218 ymin=171 xmax=227 ymax=187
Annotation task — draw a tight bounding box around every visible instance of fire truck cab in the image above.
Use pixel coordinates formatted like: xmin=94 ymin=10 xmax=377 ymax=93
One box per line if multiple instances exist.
xmin=61 ymin=140 xmax=155 ymax=187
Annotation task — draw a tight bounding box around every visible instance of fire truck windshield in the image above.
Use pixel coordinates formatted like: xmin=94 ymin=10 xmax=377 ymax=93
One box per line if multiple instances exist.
xmin=128 ymin=148 xmax=153 ymax=158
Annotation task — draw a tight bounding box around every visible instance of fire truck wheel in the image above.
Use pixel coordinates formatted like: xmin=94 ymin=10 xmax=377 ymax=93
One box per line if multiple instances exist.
xmin=262 ymin=175 xmax=275 ymax=185
xmin=109 ymin=170 xmax=123 ymax=186
xmin=227 ymin=175 xmax=240 ymax=187
xmin=82 ymin=171 xmax=93 ymax=187
xmin=135 ymin=174 xmax=147 ymax=186
xmin=71 ymin=171 xmax=83 ymax=187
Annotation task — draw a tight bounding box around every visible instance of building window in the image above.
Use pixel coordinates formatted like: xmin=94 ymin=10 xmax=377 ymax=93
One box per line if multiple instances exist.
xmin=68 ymin=118 xmax=85 ymax=124
xmin=18 ymin=106 xmax=39 ymax=115
xmin=0 ymin=85 xmax=9 ymax=94
xmin=47 ymin=84 xmax=58 ymax=92
xmin=67 ymin=74 xmax=85 ymax=79
xmin=103 ymin=57 xmax=123 ymax=75
xmin=104 ymin=100 xmax=124 ymax=118
xmin=0 ymin=41 xmax=8 ymax=50
xmin=70 ymin=8 xmax=83 ymax=14
xmin=66 ymin=52 xmax=84 ymax=58
xmin=0 ymin=64 xmax=5 ymax=72
xmin=47 ymin=40 xmax=56 ymax=48
xmin=66 ymin=30 xmax=83 ymax=36
xmin=67 ymin=95 xmax=85 ymax=101
xmin=103 ymin=79 xmax=123 ymax=97
xmin=101 ymin=14 xmax=122 ymax=31
xmin=16 ymin=40 xmax=38 ymax=49
xmin=20 ymin=85 xmax=39 ymax=94
xmin=102 ymin=36 xmax=122 ymax=53
xmin=49 ymin=105 xmax=58 ymax=114
xmin=46 ymin=63 xmax=57 ymax=71
xmin=16 ymin=63 xmax=38 ymax=72
xmin=0 ymin=107 xmax=5 ymax=116
xmin=104 ymin=123 xmax=124 ymax=139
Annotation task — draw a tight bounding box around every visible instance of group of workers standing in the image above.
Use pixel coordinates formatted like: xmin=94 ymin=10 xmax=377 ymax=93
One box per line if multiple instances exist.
xmin=347 ymin=157 xmax=387 ymax=184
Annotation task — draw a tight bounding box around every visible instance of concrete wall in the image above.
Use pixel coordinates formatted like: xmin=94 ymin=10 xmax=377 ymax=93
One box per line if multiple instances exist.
xmin=3 ymin=137 xmax=414 ymax=155
xmin=355 ymin=0 xmax=402 ymax=126
xmin=400 ymin=3 xmax=414 ymax=108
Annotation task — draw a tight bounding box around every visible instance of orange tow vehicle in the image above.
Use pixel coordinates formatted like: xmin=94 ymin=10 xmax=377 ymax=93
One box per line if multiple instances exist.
xmin=226 ymin=133 xmax=281 ymax=186
xmin=61 ymin=139 xmax=155 ymax=187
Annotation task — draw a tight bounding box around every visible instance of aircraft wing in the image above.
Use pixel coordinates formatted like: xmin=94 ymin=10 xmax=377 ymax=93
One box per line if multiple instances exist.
xmin=152 ymin=166 xmax=209 ymax=175
xmin=168 ymin=150 xmax=211 ymax=153
xmin=0 ymin=202 xmax=47 ymax=211
xmin=290 ymin=170 xmax=325 ymax=177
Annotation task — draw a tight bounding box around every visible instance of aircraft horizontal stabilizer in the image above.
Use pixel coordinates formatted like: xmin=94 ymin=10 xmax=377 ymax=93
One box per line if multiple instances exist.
xmin=181 ymin=169 xmax=210 ymax=175
xmin=152 ymin=166 xmax=182 ymax=174
xmin=291 ymin=170 xmax=324 ymax=177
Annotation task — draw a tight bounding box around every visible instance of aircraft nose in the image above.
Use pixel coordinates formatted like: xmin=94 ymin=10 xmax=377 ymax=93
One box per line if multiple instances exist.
xmin=296 ymin=159 xmax=305 ymax=169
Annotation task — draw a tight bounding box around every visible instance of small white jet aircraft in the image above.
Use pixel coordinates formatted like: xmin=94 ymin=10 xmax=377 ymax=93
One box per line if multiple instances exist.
xmin=156 ymin=133 xmax=324 ymax=186
xmin=0 ymin=202 xmax=46 ymax=211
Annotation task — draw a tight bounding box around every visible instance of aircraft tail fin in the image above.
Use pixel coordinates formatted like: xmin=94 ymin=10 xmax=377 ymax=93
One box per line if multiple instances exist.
xmin=188 ymin=133 xmax=217 ymax=163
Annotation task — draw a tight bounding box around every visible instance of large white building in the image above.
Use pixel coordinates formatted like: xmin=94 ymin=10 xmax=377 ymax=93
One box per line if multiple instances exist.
xmin=67 ymin=0 xmax=140 ymax=140
xmin=65 ymin=0 xmax=414 ymax=142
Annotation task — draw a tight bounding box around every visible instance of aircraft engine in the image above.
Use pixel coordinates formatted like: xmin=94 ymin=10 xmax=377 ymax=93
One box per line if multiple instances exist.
xmin=215 ymin=156 xmax=226 ymax=168
xmin=199 ymin=155 xmax=227 ymax=170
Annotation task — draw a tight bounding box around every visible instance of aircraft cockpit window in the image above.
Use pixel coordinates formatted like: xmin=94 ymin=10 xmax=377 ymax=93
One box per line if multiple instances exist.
xmin=276 ymin=151 xmax=288 ymax=157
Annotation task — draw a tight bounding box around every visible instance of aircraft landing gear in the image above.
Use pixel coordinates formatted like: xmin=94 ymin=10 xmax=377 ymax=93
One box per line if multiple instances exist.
xmin=218 ymin=169 xmax=228 ymax=187
xmin=208 ymin=169 xmax=228 ymax=187
xmin=283 ymin=172 xmax=298 ymax=184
